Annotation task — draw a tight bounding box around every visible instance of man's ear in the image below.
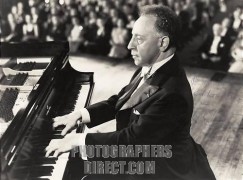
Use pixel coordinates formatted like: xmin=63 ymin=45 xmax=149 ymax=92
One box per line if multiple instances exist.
xmin=159 ymin=36 xmax=170 ymax=51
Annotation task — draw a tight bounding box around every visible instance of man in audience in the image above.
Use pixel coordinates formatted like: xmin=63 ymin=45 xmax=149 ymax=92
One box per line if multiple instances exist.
xmin=200 ymin=23 xmax=231 ymax=71
xmin=45 ymin=5 xmax=216 ymax=180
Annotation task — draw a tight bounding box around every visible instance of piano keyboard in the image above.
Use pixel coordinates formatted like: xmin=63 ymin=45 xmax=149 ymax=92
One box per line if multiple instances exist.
xmin=46 ymin=84 xmax=91 ymax=180
xmin=5 ymin=83 xmax=92 ymax=180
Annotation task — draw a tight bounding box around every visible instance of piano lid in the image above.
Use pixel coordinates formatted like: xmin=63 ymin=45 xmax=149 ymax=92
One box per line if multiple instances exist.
xmin=0 ymin=41 xmax=94 ymax=180
xmin=0 ymin=41 xmax=70 ymax=170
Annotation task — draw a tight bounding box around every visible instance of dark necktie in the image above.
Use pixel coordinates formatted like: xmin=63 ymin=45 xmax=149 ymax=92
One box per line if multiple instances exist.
xmin=115 ymin=75 xmax=142 ymax=110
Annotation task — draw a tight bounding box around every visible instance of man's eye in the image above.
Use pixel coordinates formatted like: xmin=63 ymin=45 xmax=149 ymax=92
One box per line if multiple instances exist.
xmin=137 ymin=38 xmax=143 ymax=44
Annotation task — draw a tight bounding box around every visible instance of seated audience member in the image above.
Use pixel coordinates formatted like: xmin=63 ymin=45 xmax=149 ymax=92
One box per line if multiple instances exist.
xmin=30 ymin=7 xmax=46 ymax=40
xmin=46 ymin=15 xmax=66 ymax=41
xmin=1 ymin=13 xmax=22 ymax=42
xmin=221 ymin=17 xmax=237 ymax=43
xmin=80 ymin=17 xmax=111 ymax=55
xmin=199 ymin=23 xmax=231 ymax=71
xmin=219 ymin=0 xmax=227 ymax=13
xmin=109 ymin=8 xmax=120 ymax=27
xmin=82 ymin=13 xmax=99 ymax=54
xmin=126 ymin=14 xmax=136 ymax=30
xmin=16 ymin=2 xmax=25 ymax=24
xmin=228 ymin=30 xmax=243 ymax=73
xmin=68 ymin=16 xmax=85 ymax=53
xmin=192 ymin=1 xmax=210 ymax=32
xmin=22 ymin=14 xmax=39 ymax=42
xmin=94 ymin=18 xmax=111 ymax=55
xmin=108 ymin=18 xmax=129 ymax=58
xmin=173 ymin=1 xmax=183 ymax=16
xmin=232 ymin=7 xmax=242 ymax=31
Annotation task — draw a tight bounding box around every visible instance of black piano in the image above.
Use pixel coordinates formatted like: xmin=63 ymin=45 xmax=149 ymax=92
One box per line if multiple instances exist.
xmin=0 ymin=42 xmax=94 ymax=180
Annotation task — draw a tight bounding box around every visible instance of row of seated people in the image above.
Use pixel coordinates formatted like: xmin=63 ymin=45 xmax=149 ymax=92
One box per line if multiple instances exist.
xmin=198 ymin=6 xmax=243 ymax=72
xmin=1 ymin=0 xmax=221 ymax=59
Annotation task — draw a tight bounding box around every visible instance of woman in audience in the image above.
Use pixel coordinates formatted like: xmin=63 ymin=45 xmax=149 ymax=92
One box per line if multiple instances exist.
xmin=108 ymin=18 xmax=129 ymax=59
xmin=22 ymin=14 xmax=39 ymax=42
xmin=232 ymin=7 xmax=242 ymax=31
xmin=68 ymin=16 xmax=84 ymax=53
xmin=228 ymin=30 xmax=243 ymax=73
xmin=16 ymin=2 xmax=25 ymax=25
xmin=2 ymin=13 xmax=22 ymax=42
xmin=46 ymin=15 xmax=66 ymax=41
xmin=94 ymin=18 xmax=111 ymax=55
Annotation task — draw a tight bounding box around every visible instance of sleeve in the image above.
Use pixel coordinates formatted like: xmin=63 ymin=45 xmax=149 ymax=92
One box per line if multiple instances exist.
xmin=80 ymin=108 xmax=91 ymax=123
xmin=85 ymin=94 xmax=189 ymax=146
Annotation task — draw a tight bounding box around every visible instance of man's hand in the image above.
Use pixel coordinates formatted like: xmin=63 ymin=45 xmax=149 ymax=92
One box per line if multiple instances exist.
xmin=53 ymin=111 xmax=82 ymax=136
xmin=45 ymin=133 xmax=85 ymax=157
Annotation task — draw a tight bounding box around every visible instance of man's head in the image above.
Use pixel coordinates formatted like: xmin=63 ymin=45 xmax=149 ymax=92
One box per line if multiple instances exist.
xmin=212 ymin=23 xmax=222 ymax=36
xmin=127 ymin=5 xmax=180 ymax=67
xmin=221 ymin=17 xmax=231 ymax=28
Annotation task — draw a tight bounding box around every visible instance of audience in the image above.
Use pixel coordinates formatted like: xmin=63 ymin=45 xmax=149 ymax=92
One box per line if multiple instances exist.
xmin=1 ymin=0 xmax=242 ymax=73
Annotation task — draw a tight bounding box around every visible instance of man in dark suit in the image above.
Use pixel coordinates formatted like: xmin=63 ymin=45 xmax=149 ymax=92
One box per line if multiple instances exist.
xmin=46 ymin=5 xmax=216 ymax=180
xmin=199 ymin=23 xmax=231 ymax=71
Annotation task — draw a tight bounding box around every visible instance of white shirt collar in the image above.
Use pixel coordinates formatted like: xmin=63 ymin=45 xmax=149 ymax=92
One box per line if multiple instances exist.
xmin=141 ymin=53 xmax=174 ymax=78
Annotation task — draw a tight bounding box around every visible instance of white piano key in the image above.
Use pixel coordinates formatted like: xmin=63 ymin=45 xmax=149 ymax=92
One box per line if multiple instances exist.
xmin=17 ymin=57 xmax=52 ymax=64
xmin=74 ymin=84 xmax=91 ymax=111
xmin=2 ymin=67 xmax=44 ymax=76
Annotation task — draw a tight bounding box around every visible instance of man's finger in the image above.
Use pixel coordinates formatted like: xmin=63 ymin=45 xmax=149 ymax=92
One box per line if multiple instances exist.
xmin=45 ymin=140 xmax=58 ymax=152
xmin=53 ymin=150 xmax=61 ymax=158
xmin=53 ymin=117 xmax=67 ymax=128
xmin=61 ymin=125 xmax=71 ymax=136
xmin=53 ymin=120 xmax=64 ymax=128
xmin=45 ymin=146 xmax=58 ymax=157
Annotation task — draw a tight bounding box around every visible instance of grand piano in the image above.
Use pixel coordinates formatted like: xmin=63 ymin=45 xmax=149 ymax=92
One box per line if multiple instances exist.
xmin=0 ymin=42 xmax=94 ymax=180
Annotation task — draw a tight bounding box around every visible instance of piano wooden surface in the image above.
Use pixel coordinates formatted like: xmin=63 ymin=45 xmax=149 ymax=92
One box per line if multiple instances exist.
xmin=0 ymin=42 xmax=94 ymax=180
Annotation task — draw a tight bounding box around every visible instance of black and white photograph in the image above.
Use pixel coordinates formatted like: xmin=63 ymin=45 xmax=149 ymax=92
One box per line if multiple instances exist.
xmin=0 ymin=0 xmax=243 ymax=180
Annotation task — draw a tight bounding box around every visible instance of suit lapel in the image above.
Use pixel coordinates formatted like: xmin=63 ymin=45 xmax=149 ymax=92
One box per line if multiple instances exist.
xmin=120 ymin=55 xmax=180 ymax=110
xmin=119 ymin=72 xmax=142 ymax=100
xmin=120 ymin=81 xmax=159 ymax=109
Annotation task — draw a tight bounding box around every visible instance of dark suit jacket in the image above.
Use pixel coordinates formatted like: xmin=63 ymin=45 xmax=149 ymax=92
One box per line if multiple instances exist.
xmin=199 ymin=34 xmax=231 ymax=71
xmin=85 ymin=55 xmax=216 ymax=180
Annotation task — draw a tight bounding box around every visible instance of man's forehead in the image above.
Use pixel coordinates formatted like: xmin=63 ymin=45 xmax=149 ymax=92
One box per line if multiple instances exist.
xmin=132 ymin=15 xmax=157 ymax=35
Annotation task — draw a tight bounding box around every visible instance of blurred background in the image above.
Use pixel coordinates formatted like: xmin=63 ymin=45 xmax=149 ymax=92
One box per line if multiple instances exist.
xmin=0 ymin=0 xmax=243 ymax=73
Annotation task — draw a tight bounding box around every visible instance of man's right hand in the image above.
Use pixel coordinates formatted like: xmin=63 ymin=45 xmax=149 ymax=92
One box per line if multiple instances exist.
xmin=53 ymin=111 xmax=82 ymax=136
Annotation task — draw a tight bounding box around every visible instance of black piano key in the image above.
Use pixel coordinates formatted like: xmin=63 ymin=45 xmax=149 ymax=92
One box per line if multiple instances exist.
xmin=28 ymin=166 xmax=54 ymax=177
xmin=14 ymin=62 xmax=36 ymax=71
xmin=0 ymin=88 xmax=19 ymax=121
xmin=15 ymin=158 xmax=57 ymax=167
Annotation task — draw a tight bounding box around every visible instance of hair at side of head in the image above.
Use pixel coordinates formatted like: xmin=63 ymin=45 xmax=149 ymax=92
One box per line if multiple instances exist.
xmin=139 ymin=5 xmax=181 ymax=48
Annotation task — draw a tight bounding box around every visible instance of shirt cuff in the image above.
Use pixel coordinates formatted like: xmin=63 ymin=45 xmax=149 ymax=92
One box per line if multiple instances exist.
xmin=80 ymin=108 xmax=91 ymax=124
xmin=78 ymin=132 xmax=88 ymax=160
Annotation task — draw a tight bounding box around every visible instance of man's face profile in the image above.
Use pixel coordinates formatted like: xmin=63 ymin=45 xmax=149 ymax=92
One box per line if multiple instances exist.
xmin=127 ymin=15 xmax=163 ymax=67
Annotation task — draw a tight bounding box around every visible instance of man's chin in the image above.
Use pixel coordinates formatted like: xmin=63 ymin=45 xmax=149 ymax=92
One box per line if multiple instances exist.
xmin=133 ymin=58 xmax=141 ymax=66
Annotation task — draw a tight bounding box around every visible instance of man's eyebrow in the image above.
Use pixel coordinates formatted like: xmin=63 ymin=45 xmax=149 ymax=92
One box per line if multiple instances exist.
xmin=132 ymin=33 xmax=145 ymax=37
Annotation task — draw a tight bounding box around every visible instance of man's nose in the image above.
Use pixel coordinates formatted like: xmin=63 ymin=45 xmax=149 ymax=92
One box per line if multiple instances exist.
xmin=127 ymin=36 xmax=135 ymax=50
